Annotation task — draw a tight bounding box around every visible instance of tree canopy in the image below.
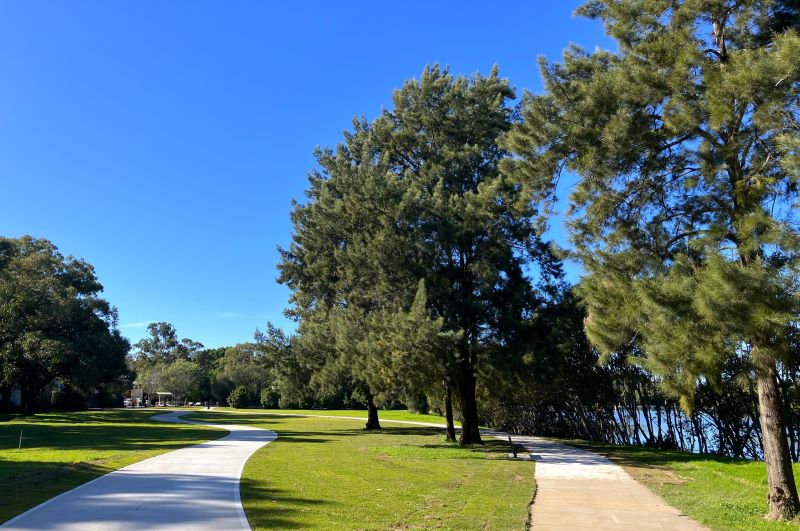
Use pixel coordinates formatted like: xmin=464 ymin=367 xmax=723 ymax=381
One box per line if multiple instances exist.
xmin=279 ymin=65 xmax=563 ymax=443
xmin=506 ymin=0 xmax=800 ymax=518
xmin=0 ymin=236 xmax=130 ymax=414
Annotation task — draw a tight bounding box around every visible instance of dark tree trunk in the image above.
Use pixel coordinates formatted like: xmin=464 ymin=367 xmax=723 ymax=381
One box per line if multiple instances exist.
xmin=628 ymin=390 xmax=641 ymax=445
xmin=444 ymin=382 xmax=456 ymax=442
xmin=674 ymin=406 xmax=686 ymax=451
xmin=778 ymin=373 xmax=799 ymax=463
xmin=756 ymin=363 xmax=800 ymax=520
xmin=457 ymin=363 xmax=481 ymax=445
xmin=0 ymin=387 xmax=8 ymax=413
xmin=691 ymin=412 xmax=706 ymax=454
xmin=365 ymin=393 xmax=381 ymax=430
xmin=21 ymin=386 xmax=35 ymax=416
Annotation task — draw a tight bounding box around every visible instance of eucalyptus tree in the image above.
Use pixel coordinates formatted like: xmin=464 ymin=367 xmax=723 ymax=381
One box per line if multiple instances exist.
xmin=280 ymin=65 xmax=560 ymax=443
xmin=0 ymin=236 xmax=129 ymax=414
xmin=133 ymin=322 xmax=204 ymax=364
xmin=214 ymin=342 xmax=277 ymax=402
xmin=506 ymin=0 xmax=800 ymax=518
xmin=131 ymin=322 xmax=204 ymax=402
xmin=160 ymin=358 xmax=204 ymax=402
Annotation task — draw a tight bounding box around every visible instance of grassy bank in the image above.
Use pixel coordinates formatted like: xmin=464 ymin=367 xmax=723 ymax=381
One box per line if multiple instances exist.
xmin=564 ymin=439 xmax=800 ymax=530
xmin=0 ymin=409 xmax=223 ymax=523
xmin=189 ymin=411 xmax=533 ymax=530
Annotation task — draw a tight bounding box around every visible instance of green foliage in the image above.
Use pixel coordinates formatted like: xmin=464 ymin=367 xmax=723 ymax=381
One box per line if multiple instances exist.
xmin=479 ymin=289 xmax=618 ymax=437
xmin=133 ymin=322 xmax=204 ymax=365
xmin=0 ymin=236 xmax=130 ymax=414
xmin=160 ymin=359 xmax=204 ymax=401
xmin=129 ymin=322 xmax=205 ymax=404
xmin=508 ymin=0 xmax=800 ymax=516
xmin=227 ymin=385 xmax=250 ymax=409
xmin=508 ymin=1 xmax=800 ymax=395
xmin=259 ymin=388 xmax=279 ymax=409
xmin=216 ymin=343 xmax=267 ymax=395
xmin=255 ymin=324 xmax=315 ymax=408
xmin=221 ymin=407 xmax=460 ymax=425
xmin=191 ymin=347 xmax=226 ymax=401
xmin=279 ymin=65 xmax=563 ymax=440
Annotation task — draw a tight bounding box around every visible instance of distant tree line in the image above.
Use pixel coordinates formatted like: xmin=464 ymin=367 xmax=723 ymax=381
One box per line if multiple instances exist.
xmin=128 ymin=321 xmax=373 ymax=409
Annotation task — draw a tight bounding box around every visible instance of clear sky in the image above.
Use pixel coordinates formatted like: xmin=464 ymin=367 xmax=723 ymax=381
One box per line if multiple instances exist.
xmin=1 ymin=1 xmax=612 ymax=348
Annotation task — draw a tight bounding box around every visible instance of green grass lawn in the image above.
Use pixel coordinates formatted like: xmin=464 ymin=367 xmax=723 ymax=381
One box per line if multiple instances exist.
xmin=212 ymin=407 xmax=458 ymax=426
xmin=188 ymin=410 xmax=533 ymax=530
xmin=0 ymin=409 xmax=224 ymax=523
xmin=563 ymin=439 xmax=800 ymax=530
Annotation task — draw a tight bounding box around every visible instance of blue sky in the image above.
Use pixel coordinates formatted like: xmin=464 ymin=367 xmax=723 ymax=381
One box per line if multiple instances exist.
xmin=1 ymin=2 xmax=612 ymax=348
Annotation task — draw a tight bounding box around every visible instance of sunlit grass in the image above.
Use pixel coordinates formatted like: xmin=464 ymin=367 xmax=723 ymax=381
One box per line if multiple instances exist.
xmin=189 ymin=411 xmax=533 ymax=530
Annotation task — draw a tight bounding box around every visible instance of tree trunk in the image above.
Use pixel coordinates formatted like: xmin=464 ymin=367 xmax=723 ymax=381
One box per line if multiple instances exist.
xmin=778 ymin=373 xmax=799 ymax=462
xmin=457 ymin=363 xmax=481 ymax=445
xmin=21 ymin=386 xmax=35 ymax=416
xmin=444 ymin=382 xmax=456 ymax=442
xmin=756 ymin=364 xmax=800 ymax=520
xmin=674 ymin=406 xmax=686 ymax=451
xmin=365 ymin=393 xmax=381 ymax=430
xmin=0 ymin=387 xmax=8 ymax=413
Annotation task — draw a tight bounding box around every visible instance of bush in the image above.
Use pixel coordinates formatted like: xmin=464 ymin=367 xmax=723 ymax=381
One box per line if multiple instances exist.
xmin=259 ymin=388 xmax=279 ymax=409
xmin=227 ymin=386 xmax=250 ymax=409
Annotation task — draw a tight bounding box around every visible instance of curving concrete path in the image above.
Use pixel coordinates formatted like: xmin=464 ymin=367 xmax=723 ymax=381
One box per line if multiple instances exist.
xmin=1 ymin=411 xmax=276 ymax=531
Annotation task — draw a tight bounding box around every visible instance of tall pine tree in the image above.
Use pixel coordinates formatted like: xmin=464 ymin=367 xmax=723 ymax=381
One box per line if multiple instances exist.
xmin=280 ymin=66 xmax=560 ymax=444
xmin=506 ymin=0 xmax=800 ymax=519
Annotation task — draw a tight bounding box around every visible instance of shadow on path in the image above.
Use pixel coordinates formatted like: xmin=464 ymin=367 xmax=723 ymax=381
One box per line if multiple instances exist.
xmin=1 ymin=411 xmax=285 ymax=530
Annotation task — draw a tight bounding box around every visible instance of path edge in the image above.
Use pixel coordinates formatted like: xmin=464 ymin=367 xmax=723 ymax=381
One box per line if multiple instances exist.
xmin=0 ymin=409 xmax=271 ymax=530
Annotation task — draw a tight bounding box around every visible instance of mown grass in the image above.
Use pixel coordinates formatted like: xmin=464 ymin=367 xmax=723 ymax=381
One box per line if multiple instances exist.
xmin=563 ymin=438 xmax=800 ymax=530
xmin=213 ymin=407 xmax=458 ymax=426
xmin=0 ymin=409 xmax=224 ymax=523
xmin=188 ymin=411 xmax=533 ymax=530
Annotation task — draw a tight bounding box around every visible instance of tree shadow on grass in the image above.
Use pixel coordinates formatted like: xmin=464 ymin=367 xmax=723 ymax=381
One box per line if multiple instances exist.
xmin=333 ymin=426 xmax=445 ymax=437
xmin=412 ymin=440 xmax=519 ymax=463
xmin=0 ymin=421 xmax=222 ymax=452
xmin=0 ymin=460 xmax=118 ymax=522
xmin=189 ymin=413 xmax=515 ymax=459
xmin=240 ymin=476 xmax=332 ymax=529
xmin=0 ymin=410 xmax=209 ymax=428
xmin=561 ymin=438 xmax=755 ymax=471
xmin=190 ymin=412 xmax=301 ymax=422
xmin=191 ymin=412 xmax=450 ymax=438
xmin=255 ymin=430 xmax=334 ymax=444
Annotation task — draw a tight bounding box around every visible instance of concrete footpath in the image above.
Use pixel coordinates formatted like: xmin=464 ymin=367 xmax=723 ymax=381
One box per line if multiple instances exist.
xmin=489 ymin=431 xmax=708 ymax=530
xmin=1 ymin=411 xmax=276 ymax=531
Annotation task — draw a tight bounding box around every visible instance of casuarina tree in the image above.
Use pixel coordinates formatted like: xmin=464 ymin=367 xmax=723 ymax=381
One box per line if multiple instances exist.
xmin=280 ymin=65 xmax=561 ymax=443
xmin=506 ymin=0 xmax=800 ymax=518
